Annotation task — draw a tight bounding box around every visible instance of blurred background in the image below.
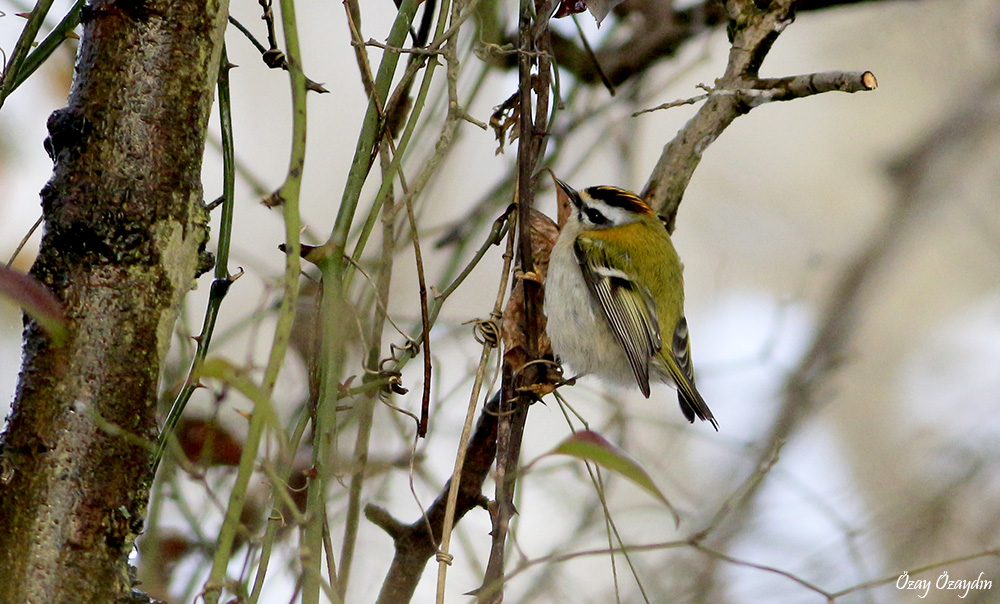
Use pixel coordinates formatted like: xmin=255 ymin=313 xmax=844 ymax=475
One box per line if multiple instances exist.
xmin=2 ymin=0 xmax=999 ymax=602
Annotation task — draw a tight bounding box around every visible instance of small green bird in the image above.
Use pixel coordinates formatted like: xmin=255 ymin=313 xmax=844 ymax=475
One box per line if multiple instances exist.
xmin=544 ymin=178 xmax=717 ymax=429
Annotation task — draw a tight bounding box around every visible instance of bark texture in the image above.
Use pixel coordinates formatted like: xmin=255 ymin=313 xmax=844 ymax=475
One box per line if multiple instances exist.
xmin=0 ymin=0 xmax=228 ymax=602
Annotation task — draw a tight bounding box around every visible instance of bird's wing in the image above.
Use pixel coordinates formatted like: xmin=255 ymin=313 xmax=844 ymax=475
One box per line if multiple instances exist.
xmin=662 ymin=317 xmax=718 ymax=429
xmin=573 ymin=236 xmax=661 ymax=397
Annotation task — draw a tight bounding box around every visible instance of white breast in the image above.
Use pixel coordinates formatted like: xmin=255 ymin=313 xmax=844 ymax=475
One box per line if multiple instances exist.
xmin=544 ymin=230 xmax=636 ymax=385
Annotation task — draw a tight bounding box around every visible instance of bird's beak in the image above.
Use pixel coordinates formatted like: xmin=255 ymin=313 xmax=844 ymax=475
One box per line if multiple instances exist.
xmin=550 ymin=174 xmax=578 ymax=228
xmin=551 ymin=176 xmax=578 ymax=203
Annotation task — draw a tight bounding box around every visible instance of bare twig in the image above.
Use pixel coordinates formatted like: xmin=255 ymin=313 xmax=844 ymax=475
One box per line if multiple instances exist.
xmin=6 ymin=215 xmax=43 ymax=267
xmin=499 ymin=535 xmax=1000 ymax=602
xmin=361 ymin=38 xmax=444 ymax=55
xmin=399 ymin=159 xmax=434 ymax=438
xmin=227 ymin=10 xmax=328 ymax=93
xmin=477 ymin=2 xmax=555 ymax=601
xmin=633 ymin=70 xmax=876 ymax=116
xmin=434 ymin=206 xmax=518 ymax=602
xmin=693 ymin=71 xmax=1000 ymax=597
xmin=545 ymin=0 xmax=900 ymax=87
xmin=370 ymin=394 xmax=501 ymax=604
xmin=641 ymin=2 xmax=878 ymax=230
xmin=632 ymin=92 xmax=709 ymax=116
xmin=829 ymin=547 xmax=1000 ymax=600
xmin=570 ymin=14 xmax=615 ymax=96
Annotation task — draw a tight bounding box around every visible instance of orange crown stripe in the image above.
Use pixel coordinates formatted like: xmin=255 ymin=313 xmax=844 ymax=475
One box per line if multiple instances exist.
xmin=586 ymin=186 xmax=654 ymax=216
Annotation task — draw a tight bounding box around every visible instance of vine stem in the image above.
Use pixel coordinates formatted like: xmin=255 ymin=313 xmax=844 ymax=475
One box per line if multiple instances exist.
xmin=201 ymin=0 xmax=306 ymax=599
xmin=435 ymin=209 xmax=518 ymax=603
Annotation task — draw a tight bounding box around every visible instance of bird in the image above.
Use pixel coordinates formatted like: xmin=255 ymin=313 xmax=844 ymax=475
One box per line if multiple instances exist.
xmin=543 ymin=177 xmax=717 ymax=429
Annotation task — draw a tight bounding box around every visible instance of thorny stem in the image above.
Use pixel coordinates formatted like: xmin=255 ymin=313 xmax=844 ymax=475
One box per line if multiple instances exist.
xmin=338 ymin=140 xmax=398 ymax=602
xmin=155 ymin=47 xmax=240 ymax=473
xmin=203 ymin=0 xmax=306 ymax=600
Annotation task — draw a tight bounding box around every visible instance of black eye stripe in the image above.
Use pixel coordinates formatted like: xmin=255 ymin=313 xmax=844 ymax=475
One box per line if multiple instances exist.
xmin=583 ymin=207 xmax=609 ymax=225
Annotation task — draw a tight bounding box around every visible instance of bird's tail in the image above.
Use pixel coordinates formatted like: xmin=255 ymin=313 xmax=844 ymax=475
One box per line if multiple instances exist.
xmin=666 ymin=317 xmax=718 ymax=430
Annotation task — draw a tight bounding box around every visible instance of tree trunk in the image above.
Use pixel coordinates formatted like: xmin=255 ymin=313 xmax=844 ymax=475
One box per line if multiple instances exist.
xmin=0 ymin=1 xmax=228 ymax=601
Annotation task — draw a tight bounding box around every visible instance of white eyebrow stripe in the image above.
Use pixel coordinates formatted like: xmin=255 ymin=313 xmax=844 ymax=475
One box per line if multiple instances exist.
xmin=590 ymin=201 xmax=633 ymax=226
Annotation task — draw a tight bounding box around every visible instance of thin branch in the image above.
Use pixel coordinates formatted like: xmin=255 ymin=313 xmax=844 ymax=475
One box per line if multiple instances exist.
xmin=544 ymin=0 xmax=904 ymax=87
xmin=476 ymin=0 xmax=555 ymax=600
xmin=399 ymin=172 xmax=433 ymax=438
xmin=155 ymin=52 xmax=241 ymax=473
xmin=371 ymin=394 xmax=501 ymax=604
xmin=747 ymin=70 xmax=878 ymax=103
xmin=1 ymin=0 xmax=84 ymax=99
xmin=227 ymin=9 xmax=328 ymax=93
xmin=361 ymin=38 xmax=445 ymax=55
xmin=337 ymin=138 xmax=400 ymax=601
xmin=6 ymin=215 xmax=43 ymax=267
xmin=634 ymin=70 xmax=876 ymax=116
xmin=640 ymin=2 xmax=880 ymax=231
xmin=0 ymin=0 xmax=56 ymax=109
xmin=434 ymin=205 xmax=518 ymax=602
xmin=693 ymin=71 xmax=1000 ymax=597
xmin=829 ymin=547 xmax=1000 ymax=600
xmin=570 ymin=14 xmax=615 ymax=96
xmin=215 ymin=0 xmax=306 ymax=599
xmin=632 ymin=91 xmax=709 ymax=117
xmin=306 ymin=2 xmax=418 ymax=602
xmin=228 ymin=16 xmax=268 ymax=54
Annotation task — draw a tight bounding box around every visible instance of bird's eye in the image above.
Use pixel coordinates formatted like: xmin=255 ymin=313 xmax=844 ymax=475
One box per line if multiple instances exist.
xmin=583 ymin=207 xmax=609 ymax=225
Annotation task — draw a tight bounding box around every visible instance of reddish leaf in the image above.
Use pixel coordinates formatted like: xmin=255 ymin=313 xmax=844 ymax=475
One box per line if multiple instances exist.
xmin=553 ymin=0 xmax=587 ymax=18
xmin=549 ymin=429 xmax=679 ymax=525
xmin=551 ymin=0 xmax=624 ymax=25
xmin=175 ymin=418 xmax=244 ymax=467
xmin=0 ymin=265 xmax=67 ymax=343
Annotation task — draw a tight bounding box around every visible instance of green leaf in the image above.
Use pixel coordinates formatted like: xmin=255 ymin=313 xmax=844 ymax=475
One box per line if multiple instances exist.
xmin=198 ymin=358 xmax=269 ymax=407
xmin=549 ymin=430 xmax=679 ymax=525
xmin=0 ymin=265 xmax=67 ymax=344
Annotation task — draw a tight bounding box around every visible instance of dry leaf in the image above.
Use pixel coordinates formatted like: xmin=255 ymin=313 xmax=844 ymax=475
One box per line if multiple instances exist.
xmin=553 ymin=0 xmax=586 ymax=19
xmin=585 ymin=0 xmax=625 ymax=25
xmin=175 ymin=418 xmax=244 ymax=467
xmin=551 ymin=0 xmax=624 ymax=26
xmin=490 ymin=92 xmax=520 ymax=154
xmin=501 ymin=209 xmax=559 ymax=366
